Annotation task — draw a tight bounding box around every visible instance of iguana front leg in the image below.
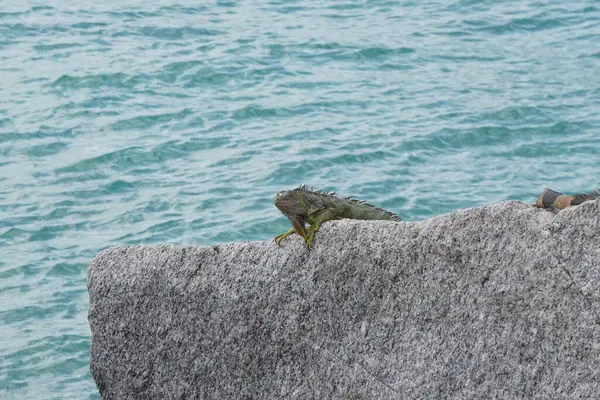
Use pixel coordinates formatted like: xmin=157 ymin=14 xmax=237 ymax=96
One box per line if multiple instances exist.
xmin=274 ymin=214 xmax=309 ymax=245
xmin=305 ymin=209 xmax=339 ymax=248
xmin=274 ymin=227 xmax=296 ymax=245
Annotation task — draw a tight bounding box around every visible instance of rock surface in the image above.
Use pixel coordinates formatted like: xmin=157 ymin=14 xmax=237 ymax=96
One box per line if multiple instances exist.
xmin=88 ymin=200 xmax=600 ymax=399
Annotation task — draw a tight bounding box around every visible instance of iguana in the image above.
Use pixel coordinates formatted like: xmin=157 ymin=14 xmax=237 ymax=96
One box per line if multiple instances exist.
xmin=535 ymin=188 xmax=600 ymax=210
xmin=273 ymin=185 xmax=401 ymax=248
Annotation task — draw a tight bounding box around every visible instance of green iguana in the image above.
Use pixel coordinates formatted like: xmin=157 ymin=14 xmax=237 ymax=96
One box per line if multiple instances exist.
xmin=535 ymin=188 xmax=600 ymax=210
xmin=273 ymin=185 xmax=401 ymax=248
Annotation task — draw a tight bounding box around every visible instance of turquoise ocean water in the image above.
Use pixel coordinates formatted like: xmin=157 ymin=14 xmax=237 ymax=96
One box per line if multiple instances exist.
xmin=0 ymin=0 xmax=599 ymax=397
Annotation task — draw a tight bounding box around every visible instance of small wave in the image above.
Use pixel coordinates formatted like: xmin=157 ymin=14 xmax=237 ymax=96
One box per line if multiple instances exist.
xmin=266 ymin=148 xmax=395 ymax=185
xmin=158 ymin=5 xmax=210 ymax=14
xmin=135 ymin=26 xmax=222 ymax=40
xmin=0 ymin=11 xmax=29 ymax=19
xmin=0 ymin=6 xmax=53 ymax=19
xmin=546 ymin=120 xmax=592 ymax=136
xmin=70 ymin=21 xmax=109 ymax=29
xmin=326 ymin=3 xmax=365 ymax=10
xmin=0 ymin=227 xmax=31 ymax=242
xmin=111 ymin=109 xmax=192 ymax=131
xmin=0 ymin=127 xmax=75 ymax=144
xmin=182 ymin=67 xmax=233 ymax=88
xmin=55 ymin=137 xmax=229 ymax=174
xmin=51 ymin=73 xmax=146 ymax=90
xmin=52 ymin=171 xmax=109 ymax=185
xmin=232 ymin=104 xmax=292 ymax=120
xmin=356 ymin=47 xmax=415 ymax=59
xmin=207 ymin=155 xmax=252 ymax=168
xmin=468 ymin=15 xmax=564 ymax=35
xmin=467 ymin=106 xmax=554 ymax=126
xmin=0 ymin=304 xmax=65 ymax=323
xmin=269 ymin=5 xmax=307 ymax=14
xmin=101 ymin=179 xmax=136 ymax=193
xmin=45 ymin=263 xmax=87 ymax=278
xmin=279 ymin=80 xmax=336 ymax=89
xmin=30 ymin=5 xmax=54 ymax=12
xmin=398 ymin=126 xmax=518 ymax=153
xmin=33 ymin=42 xmax=85 ymax=52
xmin=113 ymin=219 xmax=185 ymax=244
xmin=587 ymin=51 xmax=600 ymax=59
xmin=29 ymin=224 xmax=84 ymax=242
xmin=106 ymin=10 xmax=161 ymax=19
xmin=161 ymin=60 xmax=204 ymax=74
xmin=26 ymin=142 xmax=68 ymax=158
xmin=144 ymin=198 xmax=170 ymax=213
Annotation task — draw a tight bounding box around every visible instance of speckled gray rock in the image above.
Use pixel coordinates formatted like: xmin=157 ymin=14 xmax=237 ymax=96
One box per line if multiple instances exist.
xmin=88 ymin=200 xmax=600 ymax=399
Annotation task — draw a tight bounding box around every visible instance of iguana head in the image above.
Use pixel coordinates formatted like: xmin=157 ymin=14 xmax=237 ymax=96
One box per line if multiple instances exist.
xmin=274 ymin=188 xmax=326 ymax=237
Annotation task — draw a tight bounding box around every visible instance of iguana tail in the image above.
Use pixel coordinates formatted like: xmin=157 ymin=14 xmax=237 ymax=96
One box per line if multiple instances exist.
xmin=571 ymin=189 xmax=600 ymax=205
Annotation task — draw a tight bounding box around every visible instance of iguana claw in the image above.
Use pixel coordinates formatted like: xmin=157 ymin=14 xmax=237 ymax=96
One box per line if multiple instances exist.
xmin=274 ymin=227 xmax=295 ymax=245
xmin=304 ymin=228 xmax=315 ymax=249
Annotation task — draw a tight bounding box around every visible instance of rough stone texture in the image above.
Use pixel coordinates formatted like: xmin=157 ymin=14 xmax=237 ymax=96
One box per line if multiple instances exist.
xmin=88 ymin=200 xmax=600 ymax=399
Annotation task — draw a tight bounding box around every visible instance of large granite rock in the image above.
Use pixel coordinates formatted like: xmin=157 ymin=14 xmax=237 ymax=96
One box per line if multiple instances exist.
xmin=88 ymin=200 xmax=600 ymax=399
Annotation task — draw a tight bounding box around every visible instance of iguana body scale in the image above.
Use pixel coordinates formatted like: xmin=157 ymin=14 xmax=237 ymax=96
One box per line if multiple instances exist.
xmin=274 ymin=185 xmax=401 ymax=248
